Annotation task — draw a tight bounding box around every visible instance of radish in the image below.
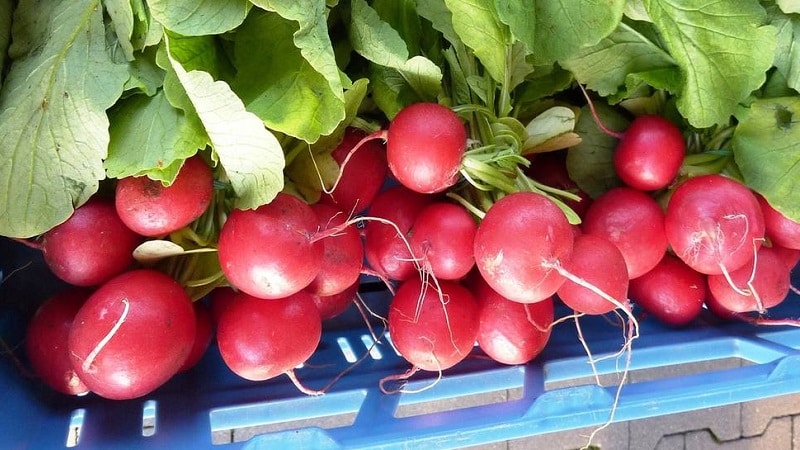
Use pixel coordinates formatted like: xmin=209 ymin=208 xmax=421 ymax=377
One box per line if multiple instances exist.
xmin=579 ymin=85 xmax=685 ymax=191
xmin=756 ymin=194 xmax=800 ymax=250
xmin=471 ymin=274 xmax=553 ymax=365
xmin=628 ymin=254 xmax=706 ymax=327
xmin=320 ymin=127 xmax=388 ymax=214
xmin=581 ymin=186 xmax=668 ymax=279
xmin=68 ymin=269 xmax=196 ymax=400
xmin=217 ymin=193 xmax=324 ymax=299
xmin=408 ymin=201 xmax=477 ymax=280
xmin=216 ymin=290 xmax=321 ymax=387
xmin=385 ymin=277 xmax=479 ymax=379
xmin=305 ymin=203 xmax=363 ymax=297
xmin=38 ymin=198 xmax=142 ymax=287
xmin=556 ymin=234 xmax=629 ymax=316
xmin=307 ymin=281 xmax=358 ymax=321
xmin=706 ymin=245 xmax=790 ymax=314
xmin=664 ymin=174 xmax=765 ymax=276
xmin=385 ymin=102 xmax=467 ymax=194
xmin=115 ymin=155 xmax=214 ymax=237
xmin=209 ymin=286 xmax=239 ymax=325
xmin=473 ymin=191 xmax=574 ymax=304
xmin=525 ymin=151 xmax=593 ymax=219
xmin=363 ymin=185 xmax=434 ymax=282
xmin=24 ymin=288 xmax=91 ymax=396
xmin=178 ymin=301 xmax=214 ymax=372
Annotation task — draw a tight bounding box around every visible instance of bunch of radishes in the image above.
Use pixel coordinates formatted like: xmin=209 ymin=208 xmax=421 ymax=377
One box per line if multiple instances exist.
xmin=15 ymin=91 xmax=800 ymax=402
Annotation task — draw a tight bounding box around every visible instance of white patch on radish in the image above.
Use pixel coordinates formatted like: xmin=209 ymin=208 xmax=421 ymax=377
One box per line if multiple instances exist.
xmin=81 ymin=298 xmax=129 ymax=374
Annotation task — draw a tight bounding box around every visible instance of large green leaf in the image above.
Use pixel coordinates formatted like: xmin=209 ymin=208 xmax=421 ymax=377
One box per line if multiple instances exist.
xmin=0 ymin=0 xmax=11 ymax=86
xmin=251 ymin=0 xmax=344 ymax=103
xmin=0 ymin=0 xmax=127 ymax=238
xmin=645 ymin=0 xmax=776 ymax=128
xmin=105 ymin=90 xmax=207 ymax=182
xmin=232 ymin=9 xmax=344 ymax=143
xmin=561 ymin=22 xmax=678 ymax=99
xmin=496 ymin=1 xmax=535 ymax=53
xmin=567 ymin=104 xmax=628 ymax=198
xmin=769 ymin=6 xmax=800 ymax=94
xmin=167 ymin=45 xmax=284 ymax=209
xmin=349 ymin=0 xmax=442 ymax=103
xmin=148 ymin=0 xmax=249 ymax=36
xmin=533 ymin=0 xmax=626 ymax=64
xmin=443 ymin=0 xmax=509 ymax=84
xmin=104 ymin=0 xmax=136 ymax=61
xmin=732 ymin=97 xmax=800 ymax=222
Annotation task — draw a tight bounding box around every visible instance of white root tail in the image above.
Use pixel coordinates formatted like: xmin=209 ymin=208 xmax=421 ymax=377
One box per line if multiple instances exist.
xmin=81 ymin=298 xmax=130 ymax=374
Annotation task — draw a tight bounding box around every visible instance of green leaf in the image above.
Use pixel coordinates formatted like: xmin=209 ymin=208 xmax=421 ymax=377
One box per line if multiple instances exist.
xmin=105 ymin=90 xmax=207 ymax=182
xmin=148 ymin=0 xmax=249 ymax=36
xmin=644 ymin=0 xmax=776 ymax=128
xmin=777 ymin=0 xmax=800 ymax=14
xmin=416 ymin=0 xmax=459 ymax=46
xmin=232 ymin=9 xmax=345 ymax=142
xmin=566 ymin=104 xmax=628 ymax=198
xmin=769 ymin=6 xmax=800 ymax=94
xmin=533 ymin=0 xmax=626 ymax=64
xmin=0 ymin=0 xmax=127 ymax=238
xmin=0 ymin=0 xmax=11 ymax=85
xmin=495 ymin=0 xmax=535 ymax=53
xmin=124 ymin=45 xmax=166 ymax=96
xmin=167 ymin=44 xmax=284 ymax=209
xmin=104 ymin=0 xmax=136 ymax=61
xmin=732 ymin=97 xmax=800 ymax=221
xmin=561 ymin=22 xmax=678 ymax=98
xmin=443 ymin=0 xmax=509 ymax=84
xmin=251 ymin=0 xmax=344 ymax=103
xmin=349 ymin=0 xmax=442 ymax=103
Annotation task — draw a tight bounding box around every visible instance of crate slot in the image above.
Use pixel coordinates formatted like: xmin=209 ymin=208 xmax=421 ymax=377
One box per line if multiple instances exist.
xmin=358 ymin=334 xmax=383 ymax=360
xmin=141 ymin=400 xmax=157 ymax=437
xmin=209 ymin=390 xmax=366 ymax=445
xmin=65 ymin=408 xmax=85 ymax=448
xmin=394 ymin=365 xmax=525 ymax=418
xmin=336 ymin=336 xmax=358 ymax=363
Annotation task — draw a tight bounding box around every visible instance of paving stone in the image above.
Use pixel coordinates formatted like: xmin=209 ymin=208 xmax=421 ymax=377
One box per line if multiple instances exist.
xmin=653 ymin=433 xmax=685 ymax=450
xmin=685 ymin=416 xmax=791 ymax=450
xmin=505 ymin=422 xmax=629 ymax=450
xmin=629 ymin=404 xmax=741 ymax=449
xmin=740 ymin=392 xmax=800 ymax=437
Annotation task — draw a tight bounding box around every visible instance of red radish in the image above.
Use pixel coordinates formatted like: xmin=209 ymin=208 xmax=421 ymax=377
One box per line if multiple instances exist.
xmin=525 ymin=151 xmax=593 ymax=219
xmin=24 ymin=288 xmax=91 ymax=396
xmin=582 ymin=187 xmax=668 ymax=280
xmin=320 ymin=128 xmax=388 ymax=214
xmin=665 ymin=174 xmax=765 ymax=276
xmin=628 ymin=254 xmax=706 ymax=327
xmin=115 ymin=155 xmax=214 ymax=237
xmin=387 ymin=277 xmax=479 ymax=372
xmin=757 ymin=194 xmax=800 ymax=250
xmin=472 ymin=275 xmax=553 ymax=365
xmin=363 ymin=185 xmax=434 ymax=281
xmin=308 ymin=281 xmax=358 ymax=321
xmin=408 ymin=202 xmax=477 ymax=280
xmin=39 ymin=198 xmax=142 ymax=287
xmin=557 ymin=234 xmax=629 ymax=316
xmin=474 ymin=191 xmax=574 ymax=304
xmin=178 ymin=301 xmax=214 ymax=372
xmin=386 ymin=102 xmax=467 ymax=194
xmin=217 ymin=193 xmax=324 ymax=299
xmin=772 ymin=244 xmax=800 ymax=271
xmin=216 ymin=291 xmax=321 ymax=383
xmin=305 ymin=203 xmax=363 ymax=297
xmin=209 ymin=286 xmax=239 ymax=325
xmin=579 ymin=85 xmax=685 ymax=191
xmin=613 ymin=115 xmax=685 ymax=191
xmin=706 ymin=245 xmax=790 ymax=313
xmin=68 ymin=269 xmax=196 ymax=400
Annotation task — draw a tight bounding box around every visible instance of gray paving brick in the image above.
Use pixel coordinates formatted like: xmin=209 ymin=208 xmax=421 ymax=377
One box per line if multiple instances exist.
xmin=685 ymin=416 xmax=791 ymax=450
xmin=741 ymin=392 xmax=800 ymax=437
xmin=630 ymin=404 xmax=741 ymax=449
xmin=506 ymin=422 xmax=629 ymax=450
xmin=793 ymin=415 xmax=800 ymax=449
xmin=654 ymin=433 xmax=685 ymax=450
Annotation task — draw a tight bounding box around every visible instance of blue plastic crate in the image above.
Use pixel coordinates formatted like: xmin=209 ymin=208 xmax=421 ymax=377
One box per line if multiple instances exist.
xmin=3 ymin=236 xmax=800 ymax=449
